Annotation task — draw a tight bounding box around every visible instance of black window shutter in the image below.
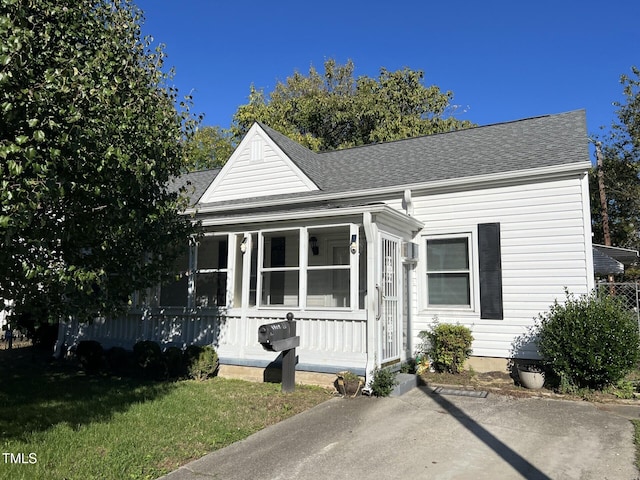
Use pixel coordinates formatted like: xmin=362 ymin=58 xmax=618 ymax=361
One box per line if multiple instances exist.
xmin=478 ymin=223 xmax=503 ymax=320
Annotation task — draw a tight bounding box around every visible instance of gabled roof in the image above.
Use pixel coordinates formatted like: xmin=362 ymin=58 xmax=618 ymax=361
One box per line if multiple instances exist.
xmin=198 ymin=122 xmax=319 ymax=204
xmin=193 ymin=110 xmax=590 ymax=209
xmin=170 ymin=168 xmax=220 ymax=205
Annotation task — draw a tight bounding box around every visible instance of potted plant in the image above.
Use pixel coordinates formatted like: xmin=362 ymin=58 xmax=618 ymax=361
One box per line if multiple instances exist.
xmin=336 ymin=371 xmax=363 ymax=397
xmin=517 ymin=363 xmax=545 ymax=389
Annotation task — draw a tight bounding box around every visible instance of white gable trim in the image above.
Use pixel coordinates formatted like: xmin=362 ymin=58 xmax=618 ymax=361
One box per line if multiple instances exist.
xmin=199 ymin=123 xmax=319 ymax=204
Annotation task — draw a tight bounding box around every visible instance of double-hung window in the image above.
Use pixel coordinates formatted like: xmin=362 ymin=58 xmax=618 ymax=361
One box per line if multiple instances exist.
xmin=426 ymin=235 xmax=471 ymax=307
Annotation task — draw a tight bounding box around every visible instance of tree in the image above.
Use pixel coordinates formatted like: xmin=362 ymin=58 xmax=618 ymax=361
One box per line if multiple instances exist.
xmin=183 ymin=125 xmax=234 ymax=171
xmin=231 ymin=59 xmax=475 ymax=152
xmin=590 ymin=66 xmax=640 ymax=252
xmin=0 ymin=0 xmax=198 ymax=324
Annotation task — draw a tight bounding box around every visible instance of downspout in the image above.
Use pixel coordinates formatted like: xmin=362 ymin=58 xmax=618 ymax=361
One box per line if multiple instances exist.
xmin=363 ymin=212 xmax=379 ymax=387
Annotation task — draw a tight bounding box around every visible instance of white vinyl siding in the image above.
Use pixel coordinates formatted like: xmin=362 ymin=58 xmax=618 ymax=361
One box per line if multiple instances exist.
xmin=200 ymin=125 xmax=318 ymax=203
xmin=409 ymin=175 xmax=592 ymax=358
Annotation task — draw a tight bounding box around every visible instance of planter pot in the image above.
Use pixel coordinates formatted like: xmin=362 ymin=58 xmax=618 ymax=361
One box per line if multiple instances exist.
xmin=518 ymin=367 xmax=545 ymax=390
xmin=336 ymin=372 xmax=363 ymax=397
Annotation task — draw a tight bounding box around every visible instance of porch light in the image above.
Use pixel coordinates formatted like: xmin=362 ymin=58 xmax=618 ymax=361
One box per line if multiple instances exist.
xmin=309 ymin=236 xmax=319 ymax=255
xmin=350 ymin=234 xmax=358 ymax=254
xmin=240 ymin=236 xmax=248 ymax=254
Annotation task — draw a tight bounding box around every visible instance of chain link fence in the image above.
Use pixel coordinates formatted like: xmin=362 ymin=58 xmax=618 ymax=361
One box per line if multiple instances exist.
xmin=595 ymin=282 xmax=640 ymax=329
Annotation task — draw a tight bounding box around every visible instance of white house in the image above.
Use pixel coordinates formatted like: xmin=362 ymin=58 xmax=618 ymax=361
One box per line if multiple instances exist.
xmin=59 ymin=110 xmax=594 ymax=380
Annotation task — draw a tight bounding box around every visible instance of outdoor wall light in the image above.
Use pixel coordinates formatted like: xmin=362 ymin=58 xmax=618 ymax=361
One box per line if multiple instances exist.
xmin=350 ymin=234 xmax=358 ymax=254
xmin=240 ymin=236 xmax=248 ymax=254
xmin=309 ymin=236 xmax=319 ymax=255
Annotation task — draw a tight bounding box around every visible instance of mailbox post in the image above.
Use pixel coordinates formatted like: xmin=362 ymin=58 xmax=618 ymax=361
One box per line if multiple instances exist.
xmin=258 ymin=312 xmax=299 ymax=393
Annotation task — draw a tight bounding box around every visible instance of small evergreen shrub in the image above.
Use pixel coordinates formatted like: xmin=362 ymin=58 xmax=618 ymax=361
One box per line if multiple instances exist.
xmin=164 ymin=346 xmax=187 ymax=378
xmin=106 ymin=346 xmax=133 ymax=376
xmin=133 ymin=340 xmax=166 ymax=379
xmin=370 ymin=367 xmax=398 ymax=397
xmin=186 ymin=345 xmax=219 ymax=381
xmin=536 ymin=291 xmax=640 ymax=390
xmin=75 ymin=340 xmax=105 ymax=373
xmin=400 ymin=358 xmax=417 ymax=374
xmin=184 ymin=344 xmax=203 ymax=367
xmin=418 ymin=322 xmax=473 ymax=373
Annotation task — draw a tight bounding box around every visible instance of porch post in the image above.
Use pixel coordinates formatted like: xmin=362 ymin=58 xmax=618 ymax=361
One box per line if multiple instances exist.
xmin=363 ymin=212 xmax=379 ymax=385
xmin=299 ymin=227 xmax=308 ymax=310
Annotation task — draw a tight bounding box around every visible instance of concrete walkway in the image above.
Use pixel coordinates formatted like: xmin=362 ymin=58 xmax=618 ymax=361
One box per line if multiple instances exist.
xmin=159 ymin=387 xmax=640 ymax=480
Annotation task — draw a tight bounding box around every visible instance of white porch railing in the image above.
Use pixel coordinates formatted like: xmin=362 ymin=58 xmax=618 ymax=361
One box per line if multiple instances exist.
xmin=60 ymin=307 xmax=221 ymax=351
xmin=60 ymin=308 xmax=368 ymax=373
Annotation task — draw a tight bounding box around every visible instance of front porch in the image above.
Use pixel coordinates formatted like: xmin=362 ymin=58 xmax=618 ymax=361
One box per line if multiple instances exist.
xmin=59 ymin=203 xmax=424 ymax=382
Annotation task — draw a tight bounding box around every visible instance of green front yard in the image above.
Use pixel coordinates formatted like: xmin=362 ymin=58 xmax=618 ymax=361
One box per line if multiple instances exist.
xmin=0 ymin=346 xmax=331 ymax=480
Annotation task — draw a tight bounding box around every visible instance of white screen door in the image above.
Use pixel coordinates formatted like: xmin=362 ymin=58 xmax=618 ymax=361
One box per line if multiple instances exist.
xmin=381 ymin=234 xmax=401 ymax=363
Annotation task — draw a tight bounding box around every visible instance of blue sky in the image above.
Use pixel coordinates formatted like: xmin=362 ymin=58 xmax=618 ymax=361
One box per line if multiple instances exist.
xmin=137 ymin=0 xmax=638 ymax=158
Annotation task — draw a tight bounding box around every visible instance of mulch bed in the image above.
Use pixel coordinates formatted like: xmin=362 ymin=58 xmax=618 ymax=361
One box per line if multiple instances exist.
xmin=420 ymin=370 xmax=640 ymax=403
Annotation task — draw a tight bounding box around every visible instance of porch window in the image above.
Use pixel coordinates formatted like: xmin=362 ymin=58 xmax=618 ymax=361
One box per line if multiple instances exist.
xmin=195 ymin=236 xmax=228 ymax=307
xmin=261 ymin=231 xmax=299 ymax=306
xmin=159 ymin=249 xmax=189 ymax=307
xmin=426 ymin=235 xmax=471 ymax=307
xmin=307 ymin=226 xmax=351 ymax=307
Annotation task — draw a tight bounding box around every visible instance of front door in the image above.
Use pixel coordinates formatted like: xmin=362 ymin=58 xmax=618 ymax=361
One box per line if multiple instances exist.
xmin=380 ymin=234 xmax=401 ymax=364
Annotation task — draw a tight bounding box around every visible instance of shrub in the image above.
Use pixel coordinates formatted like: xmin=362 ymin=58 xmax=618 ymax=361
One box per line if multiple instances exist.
xmin=536 ymin=291 xmax=640 ymax=390
xmin=400 ymin=359 xmax=417 ymax=374
xmin=184 ymin=344 xmax=203 ymax=367
xmin=164 ymin=346 xmax=187 ymax=378
xmin=185 ymin=345 xmax=219 ymax=381
xmin=133 ymin=340 xmax=166 ymax=379
xmin=370 ymin=367 xmax=398 ymax=397
xmin=106 ymin=346 xmax=133 ymax=376
xmin=33 ymin=322 xmax=59 ymax=350
xmin=418 ymin=322 xmax=473 ymax=373
xmin=75 ymin=340 xmax=105 ymax=373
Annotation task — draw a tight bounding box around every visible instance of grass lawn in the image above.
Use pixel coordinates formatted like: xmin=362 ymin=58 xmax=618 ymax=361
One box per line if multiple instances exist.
xmin=0 ymin=345 xmax=331 ymax=480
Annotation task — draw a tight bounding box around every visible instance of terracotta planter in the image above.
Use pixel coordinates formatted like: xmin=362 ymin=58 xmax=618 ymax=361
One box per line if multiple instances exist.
xmin=518 ymin=367 xmax=545 ymax=389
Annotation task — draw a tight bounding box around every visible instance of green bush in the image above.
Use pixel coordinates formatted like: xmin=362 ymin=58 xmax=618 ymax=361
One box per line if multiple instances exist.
xmin=536 ymin=291 xmax=640 ymax=390
xmin=370 ymin=367 xmax=398 ymax=397
xmin=163 ymin=346 xmax=186 ymax=378
xmin=106 ymin=346 xmax=133 ymax=376
xmin=133 ymin=340 xmax=166 ymax=379
xmin=418 ymin=322 xmax=473 ymax=373
xmin=185 ymin=345 xmax=219 ymax=381
xmin=75 ymin=340 xmax=105 ymax=373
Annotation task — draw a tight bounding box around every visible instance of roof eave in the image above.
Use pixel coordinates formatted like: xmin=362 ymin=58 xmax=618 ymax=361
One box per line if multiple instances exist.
xmin=197 ymin=203 xmax=424 ymax=231
xmin=185 ymin=161 xmax=591 ymax=216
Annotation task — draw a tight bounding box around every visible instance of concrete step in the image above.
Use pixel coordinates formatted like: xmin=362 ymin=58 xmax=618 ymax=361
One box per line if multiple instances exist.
xmin=391 ymin=373 xmax=419 ymax=396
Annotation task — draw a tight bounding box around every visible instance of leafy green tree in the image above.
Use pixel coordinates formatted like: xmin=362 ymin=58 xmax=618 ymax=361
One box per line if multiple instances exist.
xmin=183 ymin=125 xmax=234 ymax=171
xmin=232 ymin=59 xmax=475 ymax=152
xmin=0 ymin=0 xmax=198 ymax=324
xmin=590 ymin=66 xmax=640 ymax=252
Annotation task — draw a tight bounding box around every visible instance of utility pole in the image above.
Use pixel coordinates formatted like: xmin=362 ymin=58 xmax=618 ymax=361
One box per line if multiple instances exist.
xmin=595 ymin=141 xmax=616 ymax=288
xmin=595 ymin=141 xmax=612 ymax=247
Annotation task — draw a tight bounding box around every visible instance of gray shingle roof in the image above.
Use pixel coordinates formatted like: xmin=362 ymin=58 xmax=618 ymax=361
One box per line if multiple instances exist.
xmin=258 ymin=110 xmax=589 ymax=193
xmin=170 ymin=168 xmax=220 ymax=205
xmin=194 ymin=110 xmax=589 ymax=207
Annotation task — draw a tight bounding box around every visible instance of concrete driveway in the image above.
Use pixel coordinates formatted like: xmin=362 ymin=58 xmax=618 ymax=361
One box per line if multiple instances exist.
xmin=159 ymin=386 xmax=640 ymax=480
